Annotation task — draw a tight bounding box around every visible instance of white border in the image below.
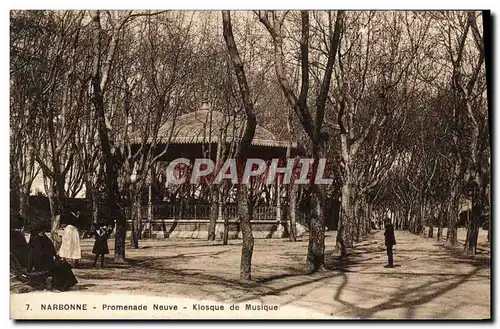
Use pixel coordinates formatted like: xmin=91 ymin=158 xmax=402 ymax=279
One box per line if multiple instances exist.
xmin=2 ymin=2 xmax=498 ymax=329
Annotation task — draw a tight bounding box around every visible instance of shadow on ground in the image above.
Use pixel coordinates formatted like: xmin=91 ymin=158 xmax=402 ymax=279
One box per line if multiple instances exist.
xmin=13 ymin=229 xmax=489 ymax=319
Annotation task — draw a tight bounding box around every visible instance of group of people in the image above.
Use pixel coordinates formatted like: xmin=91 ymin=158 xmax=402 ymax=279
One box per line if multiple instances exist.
xmin=58 ymin=213 xmax=114 ymax=268
xmin=11 ymin=211 xmax=398 ymax=292
xmin=10 ymin=212 xmax=115 ymax=292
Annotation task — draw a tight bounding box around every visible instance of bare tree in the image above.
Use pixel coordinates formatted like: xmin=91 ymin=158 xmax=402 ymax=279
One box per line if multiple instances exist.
xmin=116 ymin=13 xmax=194 ymax=248
xmin=258 ymin=10 xmax=344 ymax=271
xmin=222 ymin=11 xmax=258 ymax=280
xmin=11 ymin=11 xmax=86 ymax=245
xmin=430 ymin=12 xmax=487 ymax=251
xmin=89 ymin=10 xmax=139 ymax=262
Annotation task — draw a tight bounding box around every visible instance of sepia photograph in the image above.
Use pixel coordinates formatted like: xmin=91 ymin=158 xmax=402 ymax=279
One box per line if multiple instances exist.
xmin=8 ymin=8 xmax=491 ymax=320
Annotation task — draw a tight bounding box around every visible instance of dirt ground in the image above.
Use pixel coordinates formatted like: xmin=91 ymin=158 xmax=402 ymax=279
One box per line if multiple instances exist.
xmin=11 ymin=227 xmax=490 ymax=319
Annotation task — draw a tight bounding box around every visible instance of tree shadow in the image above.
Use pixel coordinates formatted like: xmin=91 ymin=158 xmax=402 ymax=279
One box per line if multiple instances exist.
xmin=332 ymin=267 xmax=483 ymax=319
xmin=232 ymin=271 xmax=343 ymax=303
xmin=67 ymin=229 xmax=489 ymax=319
xmin=227 ymin=232 xmax=490 ymax=316
xmin=77 ymin=248 xmax=233 ymax=271
xmin=254 ymin=267 xmax=310 ymax=284
xmin=75 ymin=250 xmax=251 ymax=290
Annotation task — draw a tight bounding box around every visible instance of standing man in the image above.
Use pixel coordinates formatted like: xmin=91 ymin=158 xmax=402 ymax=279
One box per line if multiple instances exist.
xmin=384 ymin=218 xmax=396 ymax=268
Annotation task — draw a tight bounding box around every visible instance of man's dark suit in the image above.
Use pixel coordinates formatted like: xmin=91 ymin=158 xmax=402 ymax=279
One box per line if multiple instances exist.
xmin=384 ymin=222 xmax=396 ymax=267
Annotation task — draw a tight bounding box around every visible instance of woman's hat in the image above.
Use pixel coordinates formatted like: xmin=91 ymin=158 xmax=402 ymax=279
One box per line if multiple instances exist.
xmin=27 ymin=218 xmax=51 ymax=232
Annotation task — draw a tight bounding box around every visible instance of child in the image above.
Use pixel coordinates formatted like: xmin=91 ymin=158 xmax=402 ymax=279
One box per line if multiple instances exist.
xmin=92 ymin=222 xmax=113 ymax=268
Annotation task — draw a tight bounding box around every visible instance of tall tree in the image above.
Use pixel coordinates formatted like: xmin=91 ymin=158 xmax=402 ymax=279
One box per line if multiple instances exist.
xmin=258 ymin=10 xmax=344 ymax=271
xmin=11 ymin=11 xmax=85 ymax=246
xmin=89 ymin=10 xmax=134 ymax=262
xmin=222 ymin=11 xmax=257 ymax=280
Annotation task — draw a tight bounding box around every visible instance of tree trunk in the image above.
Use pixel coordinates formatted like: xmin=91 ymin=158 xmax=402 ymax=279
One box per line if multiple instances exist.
xmin=437 ymin=213 xmax=443 ymax=242
xmin=90 ymin=11 xmax=126 ymax=263
xmin=112 ymin=174 xmax=126 ymax=263
xmin=446 ymin=185 xmax=460 ymax=247
xmin=428 ymin=220 xmax=434 ymax=238
xmin=289 ymin=184 xmax=297 ymax=242
xmin=361 ymin=200 xmax=371 ymax=233
xmin=354 ymin=199 xmax=360 ymax=243
xmin=126 ymin=183 xmax=137 ymax=248
xmin=465 ymin=220 xmax=479 ymax=255
xmin=285 ymin=140 xmax=297 ymax=242
xmin=223 ymin=202 xmax=229 ymax=245
xmin=276 ymin=182 xmax=284 ymax=237
xmin=306 ymin=186 xmax=325 ymax=271
xmin=406 ymin=208 xmax=412 ymax=232
xmin=465 ymin=198 xmax=480 ymax=255
xmin=221 ymin=10 xmax=257 ymax=250
xmin=146 ymin=168 xmax=153 ymax=239
xmin=130 ymin=206 xmax=136 ymax=246
xmin=239 ymin=185 xmax=254 ymax=281
xmin=410 ymin=204 xmax=415 ymax=233
xmin=208 ymin=132 xmax=222 ymax=242
xmin=47 ymin=184 xmax=63 ymax=251
xmin=19 ymin=184 xmax=30 ymax=219
xmin=130 ymin=194 xmax=140 ymax=249
xmin=350 ymin=203 xmax=357 ymax=247
xmin=91 ymin=185 xmax=99 ymax=225
xmin=364 ymin=203 xmax=370 ymax=234
xmin=335 ymin=180 xmax=352 ymax=258
xmin=417 ymin=196 xmax=425 ymax=235
xmin=466 ymin=168 xmax=488 ymax=255
xmin=207 ymin=197 xmax=218 ymax=241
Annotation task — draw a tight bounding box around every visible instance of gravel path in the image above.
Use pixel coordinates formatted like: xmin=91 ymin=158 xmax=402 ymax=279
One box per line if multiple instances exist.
xmin=11 ymin=228 xmax=490 ymax=319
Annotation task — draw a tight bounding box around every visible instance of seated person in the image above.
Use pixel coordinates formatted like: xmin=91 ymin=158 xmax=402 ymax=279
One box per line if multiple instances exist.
xmin=10 ymin=214 xmax=29 ymax=278
xmin=27 ymin=220 xmax=78 ymax=291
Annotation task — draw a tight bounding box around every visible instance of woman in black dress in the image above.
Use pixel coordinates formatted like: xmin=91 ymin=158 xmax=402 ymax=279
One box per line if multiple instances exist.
xmin=27 ymin=220 xmax=78 ymax=291
xmin=10 ymin=214 xmax=29 ymax=269
xmin=92 ymin=223 xmax=113 ymax=268
xmin=10 ymin=214 xmax=30 ymax=283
